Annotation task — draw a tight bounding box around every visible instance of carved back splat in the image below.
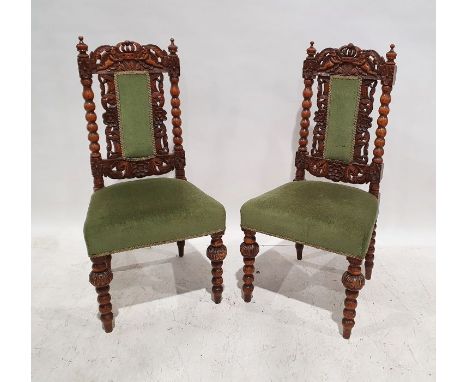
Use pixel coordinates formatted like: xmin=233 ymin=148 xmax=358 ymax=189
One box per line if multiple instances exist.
xmin=76 ymin=37 xmax=186 ymax=190
xmin=295 ymin=42 xmax=397 ymax=192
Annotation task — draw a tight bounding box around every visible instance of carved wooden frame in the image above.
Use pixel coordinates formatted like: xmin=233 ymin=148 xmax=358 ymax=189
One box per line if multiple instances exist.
xmin=240 ymin=42 xmax=397 ymax=339
xmin=295 ymin=42 xmax=396 ymax=190
xmin=76 ymin=37 xmax=227 ymax=333
xmin=77 ymin=37 xmax=186 ymax=190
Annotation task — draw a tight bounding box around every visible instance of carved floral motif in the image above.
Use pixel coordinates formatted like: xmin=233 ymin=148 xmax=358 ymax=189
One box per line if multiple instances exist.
xmin=100 ymin=156 xmax=174 ymax=179
xmin=90 ymin=41 xmax=167 ymax=73
xmin=303 ymin=43 xmax=386 ymax=79
xmin=306 ymin=157 xmax=382 ymax=184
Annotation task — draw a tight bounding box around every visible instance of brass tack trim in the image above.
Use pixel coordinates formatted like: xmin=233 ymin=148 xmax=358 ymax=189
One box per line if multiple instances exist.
xmin=89 ymin=227 xmax=226 ymax=258
xmin=240 ymin=224 xmax=371 ymax=260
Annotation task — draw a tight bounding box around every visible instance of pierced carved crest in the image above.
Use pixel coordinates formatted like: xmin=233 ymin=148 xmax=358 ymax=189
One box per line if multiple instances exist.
xmin=304 ymin=43 xmax=386 ymax=79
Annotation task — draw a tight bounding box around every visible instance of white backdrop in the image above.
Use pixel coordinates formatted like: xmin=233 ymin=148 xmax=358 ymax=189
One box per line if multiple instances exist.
xmin=32 ymin=0 xmax=435 ymax=247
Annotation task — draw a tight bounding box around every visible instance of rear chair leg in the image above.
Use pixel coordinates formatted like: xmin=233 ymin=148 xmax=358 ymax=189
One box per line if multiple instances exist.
xmin=295 ymin=243 xmax=304 ymax=260
xmin=240 ymin=229 xmax=260 ymax=302
xmin=341 ymin=257 xmax=365 ymax=339
xmin=206 ymin=232 xmax=227 ymax=303
xmin=177 ymin=240 xmax=185 ymax=257
xmin=89 ymin=255 xmax=114 ymax=333
xmin=365 ymin=226 xmax=376 ymax=280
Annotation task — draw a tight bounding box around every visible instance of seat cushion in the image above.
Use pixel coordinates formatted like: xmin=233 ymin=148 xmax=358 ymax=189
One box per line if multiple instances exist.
xmin=84 ymin=178 xmax=225 ymax=257
xmin=240 ymin=181 xmax=378 ymax=259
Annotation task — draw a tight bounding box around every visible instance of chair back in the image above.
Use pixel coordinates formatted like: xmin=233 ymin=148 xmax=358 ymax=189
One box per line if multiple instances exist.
xmin=76 ymin=37 xmax=186 ymax=190
xmin=294 ymin=42 xmax=397 ymax=197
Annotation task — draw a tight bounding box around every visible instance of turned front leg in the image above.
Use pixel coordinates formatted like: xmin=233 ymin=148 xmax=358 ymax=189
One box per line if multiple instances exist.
xmin=206 ymin=232 xmax=227 ymax=303
xmin=240 ymin=229 xmax=260 ymax=302
xmin=341 ymin=257 xmax=365 ymax=339
xmin=89 ymin=255 xmax=114 ymax=333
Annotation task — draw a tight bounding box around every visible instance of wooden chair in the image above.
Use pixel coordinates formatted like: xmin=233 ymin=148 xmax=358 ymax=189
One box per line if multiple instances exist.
xmin=76 ymin=37 xmax=227 ymax=333
xmin=239 ymin=42 xmax=397 ymax=339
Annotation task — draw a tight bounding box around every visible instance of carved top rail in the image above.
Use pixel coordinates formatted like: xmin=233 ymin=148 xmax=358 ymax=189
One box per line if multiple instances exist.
xmin=302 ymin=42 xmax=395 ymax=83
xmin=88 ymin=40 xmax=180 ymax=77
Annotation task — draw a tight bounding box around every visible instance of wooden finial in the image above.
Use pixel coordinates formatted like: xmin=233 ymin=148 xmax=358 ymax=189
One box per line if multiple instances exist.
xmin=169 ymin=37 xmax=178 ymax=55
xmin=386 ymin=43 xmax=397 ymax=62
xmin=76 ymin=35 xmax=88 ymax=53
xmin=307 ymin=41 xmax=316 ymax=57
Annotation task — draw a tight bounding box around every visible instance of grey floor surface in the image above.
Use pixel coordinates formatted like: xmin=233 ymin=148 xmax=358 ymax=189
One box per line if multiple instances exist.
xmin=32 ymin=226 xmax=435 ymax=381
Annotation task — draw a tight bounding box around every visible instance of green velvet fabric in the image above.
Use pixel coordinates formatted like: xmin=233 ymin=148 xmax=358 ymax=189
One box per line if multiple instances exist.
xmin=115 ymin=71 xmax=156 ymax=159
xmin=324 ymin=76 xmax=362 ymax=163
xmin=240 ymin=181 xmax=378 ymax=259
xmin=84 ymin=178 xmax=226 ymax=257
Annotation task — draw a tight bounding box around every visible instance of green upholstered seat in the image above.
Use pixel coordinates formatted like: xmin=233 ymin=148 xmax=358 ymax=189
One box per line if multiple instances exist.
xmin=240 ymin=181 xmax=378 ymax=259
xmin=84 ymin=178 xmax=226 ymax=257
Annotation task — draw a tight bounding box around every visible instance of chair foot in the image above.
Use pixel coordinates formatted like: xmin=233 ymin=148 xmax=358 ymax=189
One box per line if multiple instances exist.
xmin=89 ymin=255 xmax=114 ymax=333
xmin=295 ymin=243 xmax=304 ymax=260
xmin=341 ymin=257 xmax=365 ymax=339
xmin=177 ymin=240 xmax=185 ymax=257
xmin=240 ymin=229 xmax=259 ymax=302
xmin=206 ymin=232 xmax=227 ymax=303
xmin=365 ymin=226 xmax=376 ymax=280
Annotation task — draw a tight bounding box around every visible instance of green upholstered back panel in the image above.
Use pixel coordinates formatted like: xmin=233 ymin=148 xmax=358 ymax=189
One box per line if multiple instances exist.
xmin=115 ymin=71 xmax=156 ymax=159
xmin=323 ymin=76 xmax=362 ymax=163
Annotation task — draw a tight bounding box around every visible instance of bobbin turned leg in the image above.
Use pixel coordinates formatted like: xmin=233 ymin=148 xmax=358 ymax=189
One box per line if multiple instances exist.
xmin=177 ymin=240 xmax=185 ymax=257
xmin=206 ymin=232 xmax=227 ymax=303
xmin=295 ymin=243 xmax=304 ymax=260
xmin=341 ymin=257 xmax=365 ymax=339
xmin=365 ymin=226 xmax=376 ymax=280
xmin=240 ymin=229 xmax=260 ymax=302
xmin=104 ymin=254 xmax=112 ymax=270
xmin=89 ymin=255 xmax=114 ymax=333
